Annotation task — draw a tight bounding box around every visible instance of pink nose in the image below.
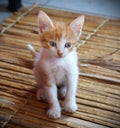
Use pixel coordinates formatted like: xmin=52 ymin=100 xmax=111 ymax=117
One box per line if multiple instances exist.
xmin=57 ymin=50 xmax=63 ymax=57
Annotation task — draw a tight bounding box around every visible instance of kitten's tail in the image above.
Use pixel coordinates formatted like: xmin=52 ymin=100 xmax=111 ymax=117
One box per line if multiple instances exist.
xmin=27 ymin=44 xmax=36 ymax=58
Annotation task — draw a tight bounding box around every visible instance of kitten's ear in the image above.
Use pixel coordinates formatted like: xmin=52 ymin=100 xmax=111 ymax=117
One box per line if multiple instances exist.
xmin=70 ymin=15 xmax=85 ymax=39
xmin=38 ymin=11 xmax=54 ymax=34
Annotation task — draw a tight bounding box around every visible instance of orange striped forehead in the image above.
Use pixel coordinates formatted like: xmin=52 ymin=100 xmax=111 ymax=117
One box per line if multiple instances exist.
xmin=39 ymin=22 xmax=77 ymax=49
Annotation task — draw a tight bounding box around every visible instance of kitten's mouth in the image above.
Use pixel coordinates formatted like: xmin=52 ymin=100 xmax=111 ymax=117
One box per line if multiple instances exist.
xmin=56 ymin=52 xmax=64 ymax=58
xmin=57 ymin=55 xmax=63 ymax=58
xmin=56 ymin=54 xmax=64 ymax=58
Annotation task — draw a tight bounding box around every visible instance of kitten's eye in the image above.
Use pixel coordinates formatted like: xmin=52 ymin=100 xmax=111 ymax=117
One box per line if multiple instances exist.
xmin=49 ymin=41 xmax=56 ymax=47
xmin=65 ymin=42 xmax=71 ymax=48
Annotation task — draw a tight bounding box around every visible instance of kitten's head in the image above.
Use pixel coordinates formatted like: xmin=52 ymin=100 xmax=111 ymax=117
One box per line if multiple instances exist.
xmin=38 ymin=11 xmax=85 ymax=58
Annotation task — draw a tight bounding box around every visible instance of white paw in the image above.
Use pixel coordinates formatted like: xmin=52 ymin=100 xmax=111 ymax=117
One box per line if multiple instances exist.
xmin=36 ymin=88 xmax=46 ymax=101
xmin=47 ymin=108 xmax=61 ymax=119
xmin=64 ymin=102 xmax=77 ymax=113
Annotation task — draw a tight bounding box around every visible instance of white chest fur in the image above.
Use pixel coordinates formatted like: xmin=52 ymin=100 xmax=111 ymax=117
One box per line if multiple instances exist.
xmin=35 ymin=48 xmax=79 ymax=86
xmin=50 ymin=59 xmax=67 ymax=85
xmin=33 ymin=48 xmax=79 ymax=119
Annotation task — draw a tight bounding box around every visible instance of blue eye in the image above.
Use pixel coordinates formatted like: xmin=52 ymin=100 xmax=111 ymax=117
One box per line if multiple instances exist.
xmin=65 ymin=42 xmax=71 ymax=48
xmin=49 ymin=41 xmax=56 ymax=47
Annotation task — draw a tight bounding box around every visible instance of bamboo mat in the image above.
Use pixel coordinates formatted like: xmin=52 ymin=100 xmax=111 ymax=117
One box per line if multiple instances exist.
xmin=0 ymin=4 xmax=120 ymax=128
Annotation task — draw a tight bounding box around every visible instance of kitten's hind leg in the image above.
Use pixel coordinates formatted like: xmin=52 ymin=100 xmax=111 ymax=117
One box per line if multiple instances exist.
xmin=36 ymin=87 xmax=47 ymax=101
xmin=58 ymin=85 xmax=67 ymax=100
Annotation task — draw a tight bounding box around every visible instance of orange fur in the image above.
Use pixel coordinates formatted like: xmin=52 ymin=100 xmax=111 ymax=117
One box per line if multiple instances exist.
xmin=33 ymin=11 xmax=85 ymax=119
xmin=40 ymin=22 xmax=78 ymax=51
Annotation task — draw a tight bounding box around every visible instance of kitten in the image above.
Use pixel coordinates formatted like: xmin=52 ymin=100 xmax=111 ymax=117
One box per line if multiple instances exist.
xmin=27 ymin=11 xmax=85 ymax=119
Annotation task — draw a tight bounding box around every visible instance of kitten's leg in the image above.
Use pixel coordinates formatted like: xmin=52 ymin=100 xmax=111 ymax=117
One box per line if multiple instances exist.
xmin=58 ymin=85 xmax=67 ymax=100
xmin=36 ymin=87 xmax=47 ymax=101
xmin=33 ymin=67 xmax=47 ymax=101
xmin=64 ymin=73 xmax=78 ymax=113
xmin=46 ymin=85 xmax=61 ymax=119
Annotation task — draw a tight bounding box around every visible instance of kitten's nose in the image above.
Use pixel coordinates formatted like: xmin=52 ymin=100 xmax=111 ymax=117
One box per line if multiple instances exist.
xmin=57 ymin=50 xmax=63 ymax=57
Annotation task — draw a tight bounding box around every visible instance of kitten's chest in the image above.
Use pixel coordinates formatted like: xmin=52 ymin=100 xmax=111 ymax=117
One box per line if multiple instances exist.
xmin=50 ymin=59 xmax=67 ymax=75
xmin=42 ymin=53 xmax=67 ymax=73
xmin=52 ymin=64 xmax=66 ymax=85
xmin=45 ymin=58 xmax=67 ymax=85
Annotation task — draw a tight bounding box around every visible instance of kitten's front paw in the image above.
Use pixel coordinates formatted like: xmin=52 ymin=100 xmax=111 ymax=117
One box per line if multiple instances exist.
xmin=47 ymin=108 xmax=61 ymax=119
xmin=64 ymin=102 xmax=77 ymax=113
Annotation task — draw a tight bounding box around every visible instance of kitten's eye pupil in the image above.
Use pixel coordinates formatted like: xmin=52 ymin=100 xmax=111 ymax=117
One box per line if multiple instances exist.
xmin=49 ymin=41 xmax=56 ymax=47
xmin=65 ymin=42 xmax=71 ymax=48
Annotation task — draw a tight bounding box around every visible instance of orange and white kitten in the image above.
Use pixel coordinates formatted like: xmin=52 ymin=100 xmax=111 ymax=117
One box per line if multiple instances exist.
xmin=28 ymin=11 xmax=84 ymax=119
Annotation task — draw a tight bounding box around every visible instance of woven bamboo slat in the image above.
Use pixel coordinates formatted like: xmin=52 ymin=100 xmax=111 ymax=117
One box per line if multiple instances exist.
xmin=0 ymin=4 xmax=120 ymax=128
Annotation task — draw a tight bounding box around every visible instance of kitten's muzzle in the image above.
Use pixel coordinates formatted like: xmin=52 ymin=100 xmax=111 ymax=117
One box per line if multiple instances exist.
xmin=57 ymin=50 xmax=63 ymax=57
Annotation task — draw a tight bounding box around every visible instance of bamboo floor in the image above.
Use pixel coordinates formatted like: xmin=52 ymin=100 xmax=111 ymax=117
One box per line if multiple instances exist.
xmin=0 ymin=4 xmax=120 ymax=128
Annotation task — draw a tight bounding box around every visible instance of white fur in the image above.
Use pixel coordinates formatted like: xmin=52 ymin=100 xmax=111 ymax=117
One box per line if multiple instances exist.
xmin=33 ymin=47 xmax=79 ymax=119
xmin=31 ymin=11 xmax=84 ymax=119
xmin=27 ymin=44 xmax=36 ymax=57
xmin=27 ymin=44 xmax=35 ymax=52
